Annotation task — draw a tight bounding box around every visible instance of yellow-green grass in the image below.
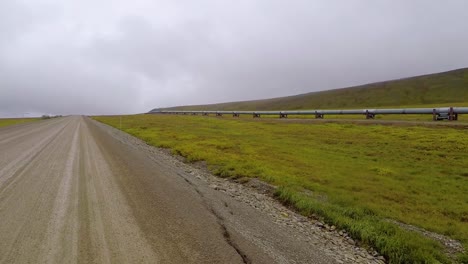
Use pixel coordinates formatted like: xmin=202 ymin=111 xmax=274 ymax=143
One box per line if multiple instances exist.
xmin=163 ymin=68 xmax=468 ymax=111
xmin=0 ymin=118 xmax=38 ymax=128
xmin=94 ymin=114 xmax=468 ymax=263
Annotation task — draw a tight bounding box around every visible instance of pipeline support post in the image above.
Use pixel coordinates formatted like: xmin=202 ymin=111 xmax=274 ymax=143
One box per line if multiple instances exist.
xmin=279 ymin=113 xmax=288 ymax=118
xmin=233 ymin=113 xmax=240 ymax=117
xmin=315 ymin=113 xmax=324 ymax=119
xmin=215 ymin=113 xmax=223 ymax=117
xmin=433 ymin=109 xmax=437 ymax=121
xmin=202 ymin=112 xmax=208 ymax=116
xmin=365 ymin=111 xmax=375 ymax=119
xmin=449 ymin=107 xmax=458 ymax=121
xmin=253 ymin=113 xmax=261 ymax=118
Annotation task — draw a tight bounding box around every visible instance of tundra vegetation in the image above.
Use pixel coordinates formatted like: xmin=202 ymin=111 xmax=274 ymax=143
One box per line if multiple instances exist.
xmin=95 ymin=114 xmax=468 ymax=263
xmin=164 ymin=68 xmax=468 ymax=111
xmin=0 ymin=118 xmax=38 ymax=128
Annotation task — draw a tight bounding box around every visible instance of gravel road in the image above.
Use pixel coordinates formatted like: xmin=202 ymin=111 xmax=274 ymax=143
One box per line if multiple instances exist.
xmin=0 ymin=116 xmax=384 ymax=264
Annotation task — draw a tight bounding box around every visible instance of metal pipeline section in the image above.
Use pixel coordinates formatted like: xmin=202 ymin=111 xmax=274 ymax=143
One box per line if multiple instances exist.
xmin=151 ymin=107 xmax=468 ymax=121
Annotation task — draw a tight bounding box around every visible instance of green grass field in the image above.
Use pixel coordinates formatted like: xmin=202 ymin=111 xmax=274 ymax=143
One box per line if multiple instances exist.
xmin=94 ymin=114 xmax=468 ymax=263
xmin=0 ymin=118 xmax=38 ymax=128
xmin=163 ymin=68 xmax=468 ymax=111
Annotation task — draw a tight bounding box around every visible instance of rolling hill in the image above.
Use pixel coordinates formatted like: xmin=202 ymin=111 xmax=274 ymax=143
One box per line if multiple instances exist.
xmin=160 ymin=68 xmax=468 ymax=111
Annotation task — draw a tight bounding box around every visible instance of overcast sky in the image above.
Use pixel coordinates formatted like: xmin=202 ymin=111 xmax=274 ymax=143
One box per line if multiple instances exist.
xmin=1 ymin=0 xmax=468 ymax=116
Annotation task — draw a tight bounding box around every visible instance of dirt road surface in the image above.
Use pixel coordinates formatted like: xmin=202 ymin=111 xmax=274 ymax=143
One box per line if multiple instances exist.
xmin=0 ymin=116 xmax=380 ymax=264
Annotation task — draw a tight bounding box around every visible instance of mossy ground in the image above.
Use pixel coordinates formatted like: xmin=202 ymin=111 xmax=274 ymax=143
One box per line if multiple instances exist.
xmin=166 ymin=68 xmax=468 ymax=111
xmin=94 ymin=114 xmax=468 ymax=263
xmin=0 ymin=118 xmax=38 ymax=128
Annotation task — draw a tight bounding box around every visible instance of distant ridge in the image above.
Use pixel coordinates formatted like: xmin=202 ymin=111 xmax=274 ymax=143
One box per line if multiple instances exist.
xmin=157 ymin=68 xmax=468 ymax=111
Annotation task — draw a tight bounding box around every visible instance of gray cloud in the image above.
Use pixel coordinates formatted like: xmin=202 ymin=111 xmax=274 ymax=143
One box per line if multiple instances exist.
xmin=1 ymin=0 xmax=468 ymax=116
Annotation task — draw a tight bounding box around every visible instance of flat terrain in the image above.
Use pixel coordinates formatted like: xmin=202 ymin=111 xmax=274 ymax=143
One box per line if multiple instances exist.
xmin=0 ymin=117 xmax=38 ymax=128
xmin=0 ymin=116 xmax=385 ymax=264
xmin=95 ymin=114 xmax=468 ymax=263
